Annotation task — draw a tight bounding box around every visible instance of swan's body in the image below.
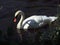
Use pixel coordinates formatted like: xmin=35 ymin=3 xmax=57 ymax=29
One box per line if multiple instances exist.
xmin=14 ymin=10 xmax=58 ymax=31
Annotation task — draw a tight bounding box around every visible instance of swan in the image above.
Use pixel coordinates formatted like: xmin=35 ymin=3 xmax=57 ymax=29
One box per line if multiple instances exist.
xmin=14 ymin=10 xmax=58 ymax=31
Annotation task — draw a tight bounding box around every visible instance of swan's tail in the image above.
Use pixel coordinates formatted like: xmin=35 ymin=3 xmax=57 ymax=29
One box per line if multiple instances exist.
xmin=49 ymin=16 xmax=58 ymax=22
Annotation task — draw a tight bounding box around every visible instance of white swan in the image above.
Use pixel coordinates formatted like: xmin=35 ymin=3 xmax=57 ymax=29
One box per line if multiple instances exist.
xmin=14 ymin=10 xmax=58 ymax=31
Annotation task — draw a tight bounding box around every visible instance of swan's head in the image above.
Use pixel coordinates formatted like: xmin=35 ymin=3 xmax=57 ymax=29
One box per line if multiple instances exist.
xmin=14 ymin=10 xmax=24 ymax=22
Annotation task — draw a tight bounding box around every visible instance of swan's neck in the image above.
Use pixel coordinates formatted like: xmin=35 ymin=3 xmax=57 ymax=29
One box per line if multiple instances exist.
xmin=17 ymin=14 xmax=24 ymax=29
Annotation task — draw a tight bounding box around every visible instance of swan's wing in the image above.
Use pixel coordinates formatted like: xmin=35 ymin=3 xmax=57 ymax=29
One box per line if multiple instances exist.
xmin=22 ymin=15 xmax=50 ymax=29
xmin=22 ymin=15 xmax=47 ymax=25
xmin=22 ymin=15 xmax=56 ymax=30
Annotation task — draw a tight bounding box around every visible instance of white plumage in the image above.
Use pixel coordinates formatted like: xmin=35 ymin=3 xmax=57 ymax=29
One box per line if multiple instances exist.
xmin=14 ymin=10 xmax=58 ymax=31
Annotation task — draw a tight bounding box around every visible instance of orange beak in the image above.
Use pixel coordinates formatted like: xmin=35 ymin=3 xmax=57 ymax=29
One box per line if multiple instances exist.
xmin=13 ymin=18 xmax=16 ymax=23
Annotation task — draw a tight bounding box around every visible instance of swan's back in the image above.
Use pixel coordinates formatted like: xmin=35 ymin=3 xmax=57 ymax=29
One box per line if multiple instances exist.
xmin=22 ymin=15 xmax=48 ymax=25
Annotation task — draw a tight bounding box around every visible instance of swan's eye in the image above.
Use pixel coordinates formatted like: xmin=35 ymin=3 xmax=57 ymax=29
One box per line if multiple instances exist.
xmin=13 ymin=18 xmax=16 ymax=23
